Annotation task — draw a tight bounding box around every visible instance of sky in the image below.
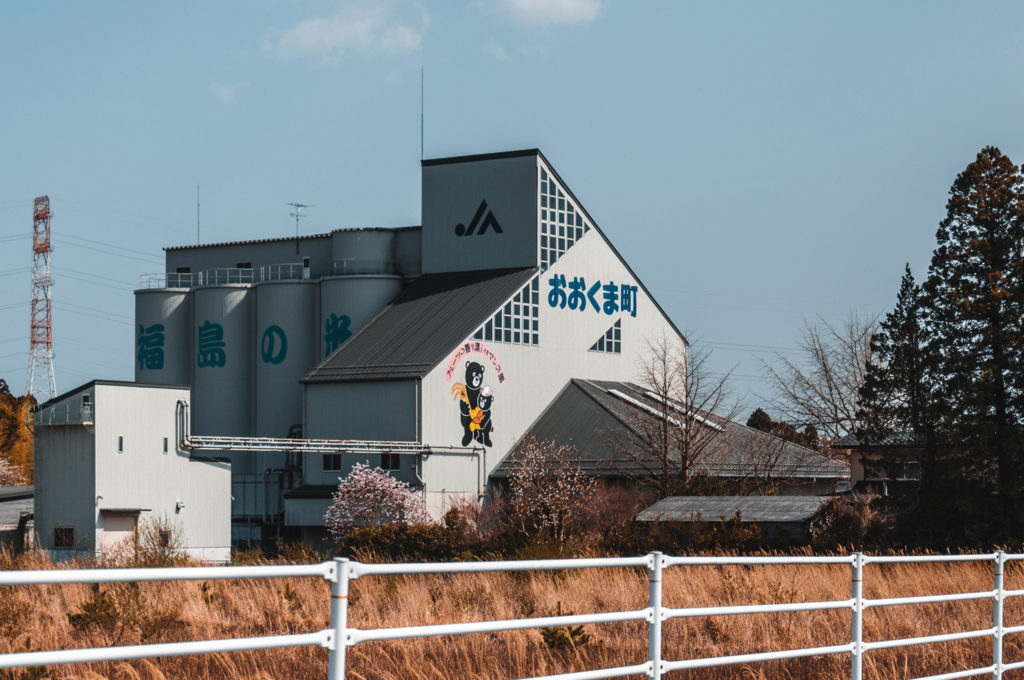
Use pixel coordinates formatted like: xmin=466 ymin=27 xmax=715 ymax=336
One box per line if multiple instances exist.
xmin=2 ymin=1 xmax=1024 ymax=414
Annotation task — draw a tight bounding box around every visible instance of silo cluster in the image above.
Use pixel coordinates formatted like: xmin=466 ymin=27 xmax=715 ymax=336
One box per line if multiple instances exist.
xmin=134 ymin=228 xmax=417 ymax=446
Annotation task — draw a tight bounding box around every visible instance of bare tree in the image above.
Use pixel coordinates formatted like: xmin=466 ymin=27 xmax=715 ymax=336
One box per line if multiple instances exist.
xmin=762 ymin=314 xmax=877 ymax=452
xmin=615 ymin=335 xmax=740 ymax=498
xmin=506 ymin=437 xmax=597 ymax=542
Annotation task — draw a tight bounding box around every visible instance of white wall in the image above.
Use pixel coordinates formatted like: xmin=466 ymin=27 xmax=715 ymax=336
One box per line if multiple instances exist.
xmin=92 ymin=384 xmax=231 ymax=561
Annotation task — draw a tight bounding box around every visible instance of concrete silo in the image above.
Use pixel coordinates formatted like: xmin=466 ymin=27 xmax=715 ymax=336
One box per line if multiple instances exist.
xmin=134 ymin=287 xmax=192 ymax=386
xmin=192 ymin=284 xmax=253 ymax=442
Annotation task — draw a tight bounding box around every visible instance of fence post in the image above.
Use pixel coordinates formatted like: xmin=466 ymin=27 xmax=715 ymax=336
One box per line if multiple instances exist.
xmin=994 ymin=551 xmax=1005 ymax=679
xmin=851 ymin=552 xmax=863 ymax=680
xmin=648 ymin=551 xmax=663 ymax=680
xmin=327 ymin=557 xmax=350 ymax=680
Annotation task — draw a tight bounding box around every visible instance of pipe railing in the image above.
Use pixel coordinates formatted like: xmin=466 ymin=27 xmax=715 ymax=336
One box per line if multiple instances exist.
xmin=1 ymin=552 xmax=1022 ymax=679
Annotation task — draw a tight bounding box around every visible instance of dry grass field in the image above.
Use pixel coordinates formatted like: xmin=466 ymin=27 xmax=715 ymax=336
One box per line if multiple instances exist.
xmin=2 ymin=548 xmax=1023 ymax=680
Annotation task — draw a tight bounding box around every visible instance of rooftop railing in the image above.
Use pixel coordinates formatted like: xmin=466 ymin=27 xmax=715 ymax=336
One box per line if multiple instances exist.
xmin=33 ymin=402 xmax=93 ymax=426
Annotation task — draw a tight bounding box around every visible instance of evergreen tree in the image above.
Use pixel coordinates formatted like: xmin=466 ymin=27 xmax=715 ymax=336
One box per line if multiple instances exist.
xmin=923 ymin=146 xmax=1024 ymax=526
xmin=857 ymin=265 xmax=940 ymax=499
xmin=858 ymin=265 xmax=932 ymax=443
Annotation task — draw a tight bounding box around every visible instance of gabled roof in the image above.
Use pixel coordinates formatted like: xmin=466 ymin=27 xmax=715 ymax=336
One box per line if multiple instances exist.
xmin=491 ymin=379 xmax=848 ymax=480
xmin=637 ymin=496 xmax=828 ymax=523
xmin=302 ymin=267 xmax=537 ymax=383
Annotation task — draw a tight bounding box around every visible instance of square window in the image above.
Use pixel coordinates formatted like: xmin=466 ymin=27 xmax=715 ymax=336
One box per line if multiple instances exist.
xmin=559 ymin=238 xmax=566 ymax=250
xmin=504 ymin=330 xmax=512 ymax=342
xmin=533 ymin=319 xmax=539 ymax=331
xmin=559 ymin=212 xmax=565 ymax=224
xmin=541 ymin=235 xmax=547 ymax=247
xmin=558 ymin=198 xmax=565 ymax=211
xmin=541 ymin=195 xmax=547 ymax=208
xmin=54 ymin=527 xmax=75 ymax=548
xmin=514 ymin=318 xmax=520 ymax=329
xmin=382 ymin=453 xmax=400 ymax=471
xmin=514 ymin=331 xmax=521 ymax=343
xmin=513 ymin=304 xmax=520 ymax=316
xmin=532 ymin=333 xmax=539 ymax=344
xmin=541 ymin=168 xmax=548 ymax=181
xmin=323 ymin=454 xmax=341 ymax=471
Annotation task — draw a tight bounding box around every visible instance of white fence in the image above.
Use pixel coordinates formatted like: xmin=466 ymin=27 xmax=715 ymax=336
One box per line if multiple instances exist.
xmin=1 ymin=552 xmax=1022 ymax=679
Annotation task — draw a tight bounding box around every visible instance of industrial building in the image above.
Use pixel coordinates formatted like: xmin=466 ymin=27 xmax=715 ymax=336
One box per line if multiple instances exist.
xmin=35 ymin=148 xmax=846 ymax=554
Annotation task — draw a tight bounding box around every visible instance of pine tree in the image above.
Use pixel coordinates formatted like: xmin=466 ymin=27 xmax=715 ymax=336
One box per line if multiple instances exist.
xmin=923 ymin=146 xmax=1024 ymax=524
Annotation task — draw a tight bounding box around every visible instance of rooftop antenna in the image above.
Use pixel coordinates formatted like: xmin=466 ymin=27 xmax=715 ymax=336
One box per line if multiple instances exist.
xmin=196 ymin=183 xmax=200 ymax=245
xmin=288 ymin=202 xmax=310 ymax=254
xmin=420 ymin=66 xmax=424 ymax=160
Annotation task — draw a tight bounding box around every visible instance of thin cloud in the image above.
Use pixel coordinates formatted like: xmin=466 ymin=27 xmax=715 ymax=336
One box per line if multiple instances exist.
xmin=266 ymin=6 xmax=427 ymax=64
xmin=500 ymin=0 xmax=606 ymax=26
xmin=482 ymin=39 xmax=510 ymax=61
xmin=210 ymin=81 xmax=249 ymax=106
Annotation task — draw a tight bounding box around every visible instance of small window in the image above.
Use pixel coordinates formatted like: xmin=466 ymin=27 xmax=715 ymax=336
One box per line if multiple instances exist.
xmin=81 ymin=394 xmax=91 ymax=406
xmin=382 ymin=453 xmax=400 ymax=471
xmin=302 ymin=257 xmax=310 ymax=268
xmin=175 ymin=266 xmax=191 ymax=274
xmin=54 ymin=527 xmax=75 ymax=548
xmin=323 ymin=454 xmax=341 ymax=471
xmin=117 ymin=436 xmax=124 ymax=452
xmin=163 ymin=437 xmax=169 ymax=453
xmin=235 ymin=261 xmax=252 ymax=269
xmin=158 ymin=530 xmax=172 ymax=548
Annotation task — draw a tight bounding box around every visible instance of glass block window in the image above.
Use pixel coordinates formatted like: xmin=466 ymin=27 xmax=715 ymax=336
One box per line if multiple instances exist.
xmin=589 ymin=319 xmax=622 ymax=354
xmin=473 ymin=276 xmax=540 ymax=346
xmin=539 ymin=165 xmax=592 ymax=272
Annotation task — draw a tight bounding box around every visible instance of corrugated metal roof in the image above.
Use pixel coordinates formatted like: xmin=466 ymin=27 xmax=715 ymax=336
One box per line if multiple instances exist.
xmin=0 ymin=497 xmax=32 ymax=528
xmin=303 ymin=267 xmax=537 ymax=383
xmin=163 ymin=226 xmax=420 ymax=252
xmin=636 ymin=496 xmax=828 ymax=523
xmin=491 ymin=379 xmax=848 ymax=480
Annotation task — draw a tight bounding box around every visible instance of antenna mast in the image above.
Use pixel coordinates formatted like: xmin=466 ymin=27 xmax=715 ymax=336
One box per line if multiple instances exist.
xmin=288 ymin=202 xmax=310 ymax=254
xmin=27 ymin=196 xmax=56 ymax=402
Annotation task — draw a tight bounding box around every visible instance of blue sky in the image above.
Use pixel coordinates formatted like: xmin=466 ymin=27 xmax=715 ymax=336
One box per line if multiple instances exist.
xmin=2 ymin=1 xmax=1023 ymax=413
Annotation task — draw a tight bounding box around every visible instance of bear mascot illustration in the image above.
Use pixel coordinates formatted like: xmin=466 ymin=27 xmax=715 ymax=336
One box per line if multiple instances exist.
xmin=474 ymin=385 xmax=494 ymax=447
xmin=451 ymin=361 xmax=486 ymax=446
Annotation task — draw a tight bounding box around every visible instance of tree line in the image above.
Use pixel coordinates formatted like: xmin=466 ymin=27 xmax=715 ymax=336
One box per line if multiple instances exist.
xmin=0 ymin=379 xmax=34 ymax=485
xmin=754 ymin=146 xmax=1024 ymax=547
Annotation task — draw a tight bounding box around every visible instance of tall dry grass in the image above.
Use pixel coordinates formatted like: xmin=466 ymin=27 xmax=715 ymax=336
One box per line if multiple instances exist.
xmin=2 ymin=548 xmax=1023 ymax=679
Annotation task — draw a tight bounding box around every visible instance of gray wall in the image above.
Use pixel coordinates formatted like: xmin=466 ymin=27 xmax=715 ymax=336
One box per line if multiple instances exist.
xmin=302 ymin=380 xmax=418 ymax=486
xmin=34 ymin=397 xmax=97 ymax=555
xmin=165 ymin=235 xmax=334 ymax=280
xmin=422 ymin=154 xmax=539 ymax=274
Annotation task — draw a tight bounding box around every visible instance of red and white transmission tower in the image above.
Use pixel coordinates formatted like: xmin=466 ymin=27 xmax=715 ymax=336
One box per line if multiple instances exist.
xmin=26 ymin=196 xmax=56 ymax=402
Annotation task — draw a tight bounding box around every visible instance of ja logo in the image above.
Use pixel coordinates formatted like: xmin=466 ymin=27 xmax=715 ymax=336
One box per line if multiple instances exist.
xmin=261 ymin=325 xmax=287 ymax=365
xmin=454 ymin=200 xmax=503 ymax=236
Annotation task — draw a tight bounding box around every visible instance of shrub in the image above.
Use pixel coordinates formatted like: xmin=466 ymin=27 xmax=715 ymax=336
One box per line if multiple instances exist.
xmin=809 ymin=493 xmax=893 ymax=549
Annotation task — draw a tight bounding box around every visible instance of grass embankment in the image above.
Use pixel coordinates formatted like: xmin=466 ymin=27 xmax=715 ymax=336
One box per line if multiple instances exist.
xmin=1 ymin=549 xmax=1022 ymax=679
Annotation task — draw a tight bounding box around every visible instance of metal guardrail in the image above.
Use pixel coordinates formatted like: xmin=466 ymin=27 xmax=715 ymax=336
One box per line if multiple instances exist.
xmin=1 ymin=552 xmax=1023 ymax=679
